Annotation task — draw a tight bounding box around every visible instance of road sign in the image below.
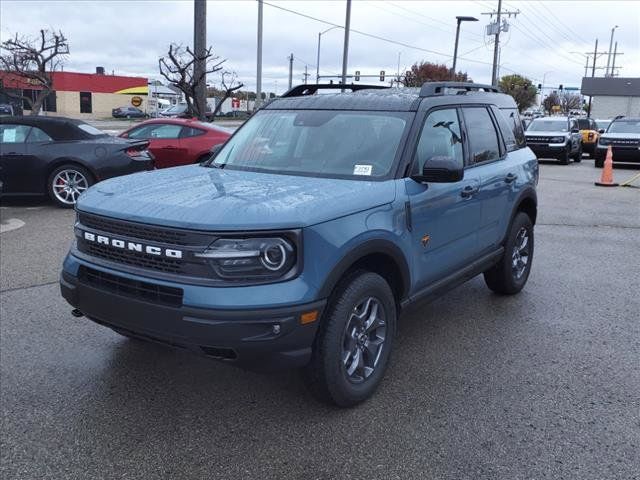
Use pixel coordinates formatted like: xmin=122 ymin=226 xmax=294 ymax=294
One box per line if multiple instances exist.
xmin=231 ymin=98 xmax=240 ymax=109
xmin=131 ymin=96 xmax=142 ymax=107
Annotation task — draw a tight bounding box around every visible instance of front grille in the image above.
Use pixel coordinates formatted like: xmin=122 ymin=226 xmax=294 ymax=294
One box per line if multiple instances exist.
xmin=78 ymin=212 xmax=196 ymax=246
xmin=526 ymin=136 xmax=552 ymax=143
xmin=79 ymin=266 xmax=183 ymax=307
xmin=83 ymin=242 xmax=183 ymax=274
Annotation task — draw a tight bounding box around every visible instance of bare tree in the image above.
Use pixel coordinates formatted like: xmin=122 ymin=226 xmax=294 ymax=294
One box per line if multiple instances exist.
xmin=210 ymin=71 xmax=244 ymax=118
xmin=158 ymin=44 xmax=224 ymax=120
xmin=0 ymin=29 xmax=69 ymax=115
xmin=542 ymin=91 xmax=561 ymax=115
xmin=559 ymin=92 xmax=583 ymax=114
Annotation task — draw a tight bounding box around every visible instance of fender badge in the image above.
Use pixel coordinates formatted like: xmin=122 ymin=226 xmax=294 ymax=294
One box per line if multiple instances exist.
xmin=421 ymin=234 xmax=430 ymax=247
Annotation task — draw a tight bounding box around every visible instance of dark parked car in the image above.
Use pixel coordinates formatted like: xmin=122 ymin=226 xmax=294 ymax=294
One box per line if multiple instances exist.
xmin=0 ymin=116 xmax=154 ymax=207
xmin=0 ymin=104 xmax=15 ymax=117
xmin=595 ymin=116 xmax=640 ymax=167
xmin=112 ymin=106 xmax=147 ymax=119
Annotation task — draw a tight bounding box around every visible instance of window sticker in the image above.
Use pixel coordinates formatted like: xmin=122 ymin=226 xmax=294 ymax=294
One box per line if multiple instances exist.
xmin=3 ymin=129 xmax=16 ymax=143
xmin=353 ymin=164 xmax=372 ymax=176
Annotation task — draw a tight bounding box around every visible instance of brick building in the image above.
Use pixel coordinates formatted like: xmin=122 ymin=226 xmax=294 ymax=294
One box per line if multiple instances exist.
xmin=0 ymin=68 xmax=148 ymax=118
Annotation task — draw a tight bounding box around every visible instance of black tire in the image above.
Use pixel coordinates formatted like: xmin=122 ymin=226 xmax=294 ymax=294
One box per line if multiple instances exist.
xmin=303 ymin=271 xmax=397 ymax=407
xmin=573 ymin=143 xmax=582 ymax=162
xmin=484 ymin=212 xmax=534 ymax=295
xmin=47 ymin=164 xmax=93 ymax=208
xmin=595 ymin=158 xmax=604 ymax=168
xmin=559 ymin=148 xmax=570 ymax=165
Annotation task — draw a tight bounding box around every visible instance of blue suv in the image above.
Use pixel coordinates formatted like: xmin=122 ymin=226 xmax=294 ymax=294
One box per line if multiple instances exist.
xmin=60 ymin=82 xmax=538 ymax=406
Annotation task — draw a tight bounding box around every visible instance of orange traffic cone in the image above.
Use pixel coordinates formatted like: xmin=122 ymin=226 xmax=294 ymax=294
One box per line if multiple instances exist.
xmin=595 ymin=146 xmax=618 ymax=187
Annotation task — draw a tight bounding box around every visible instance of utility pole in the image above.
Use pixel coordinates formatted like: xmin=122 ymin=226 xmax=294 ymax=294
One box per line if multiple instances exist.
xmin=288 ymin=53 xmax=294 ymax=89
xmin=256 ymin=0 xmax=264 ymax=109
xmin=193 ymin=0 xmax=207 ymax=120
xmin=611 ymin=41 xmax=618 ymax=77
xmin=605 ymin=25 xmax=618 ymax=77
xmin=587 ymin=39 xmax=598 ymax=118
xmin=341 ymin=0 xmax=352 ymax=89
xmin=482 ymin=3 xmax=518 ymax=86
xmin=303 ymin=65 xmax=310 ymax=84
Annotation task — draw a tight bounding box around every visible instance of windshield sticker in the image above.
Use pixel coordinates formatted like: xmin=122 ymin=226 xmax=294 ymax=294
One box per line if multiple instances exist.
xmin=3 ymin=129 xmax=16 ymax=142
xmin=353 ymin=164 xmax=372 ymax=176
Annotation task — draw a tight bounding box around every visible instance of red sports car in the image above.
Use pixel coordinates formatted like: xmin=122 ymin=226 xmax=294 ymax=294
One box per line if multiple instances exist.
xmin=119 ymin=118 xmax=232 ymax=169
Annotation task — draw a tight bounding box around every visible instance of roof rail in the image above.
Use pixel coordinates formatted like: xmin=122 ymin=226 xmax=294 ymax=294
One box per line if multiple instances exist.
xmin=419 ymin=82 xmax=500 ymax=97
xmin=281 ymin=83 xmax=390 ymax=98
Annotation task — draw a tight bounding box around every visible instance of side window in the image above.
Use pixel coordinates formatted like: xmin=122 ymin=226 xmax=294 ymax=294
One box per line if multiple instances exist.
xmin=26 ymin=127 xmax=53 ymax=143
xmin=492 ymin=107 xmax=518 ymax=152
xmin=149 ymin=124 xmax=182 ymax=139
xmin=181 ymin=127 xmax=206 ymax=138
xmin=0 ymin=125 xmax=31 ymax=143
xmin=462 ymin=107 xmax=501 ymax=164
xmin=414 ymin=108 xmax=464 ymax=172
xmin=500 ymin=108 xmax=526 ymax=148
xmin=126 ymin=125 xmax=156 ymax=139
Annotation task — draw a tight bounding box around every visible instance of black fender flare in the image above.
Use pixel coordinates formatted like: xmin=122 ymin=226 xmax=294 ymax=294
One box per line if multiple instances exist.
xmin=503 ymin=186 xmax=538 ymax=244
xmin=317 ymin=238 xmax=411 ymax=301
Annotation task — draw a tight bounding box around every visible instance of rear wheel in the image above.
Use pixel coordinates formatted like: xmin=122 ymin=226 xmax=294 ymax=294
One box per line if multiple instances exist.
xmin=47 ymin=164 xmax=93 ymax=208
xmin=484 ymin=212 xmax=534 ymax=295
xmin=303 ymin=271 xmax=396 ymax=407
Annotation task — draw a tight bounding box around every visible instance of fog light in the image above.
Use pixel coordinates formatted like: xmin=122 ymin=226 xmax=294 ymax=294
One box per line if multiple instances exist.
xmin=272 ymin=324 xmax=281 ymax=335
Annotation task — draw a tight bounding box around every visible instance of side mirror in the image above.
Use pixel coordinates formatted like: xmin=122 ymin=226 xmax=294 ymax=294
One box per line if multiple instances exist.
xmin=598 ymin=129 xmax=605 ymax=134
xmin=411 ymin=156 xmax=464 ymax=184
xmin=120 ymin=132 xmax=129 ymax=138
xmin=571 ymin=128 xmax=579 ymax=134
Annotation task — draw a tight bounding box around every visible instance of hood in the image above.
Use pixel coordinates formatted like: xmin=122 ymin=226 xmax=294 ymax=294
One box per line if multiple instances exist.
xmin=600 ymin=132 xmax=640 ymax=140
xmin=525 ymin=131 xmax=569 ymax=137
xmin=77 ymin=165 xmax=396 ymax=230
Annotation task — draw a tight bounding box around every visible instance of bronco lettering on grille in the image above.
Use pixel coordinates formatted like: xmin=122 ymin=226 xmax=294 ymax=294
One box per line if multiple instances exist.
xmin=83 ymin=231 xmax=183 ymax=259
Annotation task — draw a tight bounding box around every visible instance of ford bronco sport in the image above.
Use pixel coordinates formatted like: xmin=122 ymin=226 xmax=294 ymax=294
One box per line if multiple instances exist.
xmin=60 ymin=82 xmax=538 ymax=407
xmin=525 ymin=116 xmax=582 ymax=165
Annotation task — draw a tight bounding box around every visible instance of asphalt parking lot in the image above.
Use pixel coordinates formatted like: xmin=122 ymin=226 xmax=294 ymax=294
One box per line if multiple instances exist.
xmin=1 ymin=159 xmax=639 ymax=479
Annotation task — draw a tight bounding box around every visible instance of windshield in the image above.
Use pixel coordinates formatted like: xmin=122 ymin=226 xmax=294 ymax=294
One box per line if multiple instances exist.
xmin=527 ymin=119 xmax=568 ymax=132
xmin=211 ymin=110 xmax=409 ymax=179
xmin=596 ymin=120 xmax=611 ymax=131
xmin=164 ymin=104 xmax=186 ymax=114
xmin=607 ymin=120 xmax=640 ymax=134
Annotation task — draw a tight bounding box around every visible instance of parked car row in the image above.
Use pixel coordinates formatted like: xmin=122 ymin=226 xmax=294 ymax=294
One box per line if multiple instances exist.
xmin=0 ymin=116 xmax=231 ymax=207
xmin=523 ymin=114 xmax=639 ymax=167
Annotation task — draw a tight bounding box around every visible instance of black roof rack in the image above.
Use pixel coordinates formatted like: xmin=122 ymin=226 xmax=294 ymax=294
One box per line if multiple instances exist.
xmin=281 ymin=83 xmax=390 ymax=98
xmin=419 ymin=82 xmax=500 ymax=97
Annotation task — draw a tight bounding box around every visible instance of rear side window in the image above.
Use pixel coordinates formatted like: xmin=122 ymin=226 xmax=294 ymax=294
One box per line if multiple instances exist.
xmin=462 ymin=107 xmax=501 ymax=163
xmin=181 ymin=127 xmax=206 ymax=138
xmin=0 ymin=124 xmax=31 ymax=143
xmin=499 ymin=108 xmax=526 ymax=148
xmin=492 ymin=107 xmax=518 ymax=152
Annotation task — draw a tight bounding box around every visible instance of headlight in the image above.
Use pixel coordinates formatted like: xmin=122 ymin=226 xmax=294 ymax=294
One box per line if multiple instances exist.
xmin=195 ymin=237 xmax=296 ymax=281
xmin=599 ymin=138 xmax=611 ymax=146
xmin=550 ymin=136 xmax=566 ymax=143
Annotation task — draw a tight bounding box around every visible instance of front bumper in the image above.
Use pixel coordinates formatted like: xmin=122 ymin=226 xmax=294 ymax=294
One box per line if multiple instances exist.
xmin=527 ymin=143 xmax=568 ymax=160
xmin=60 ymin=258 xmax=325 ymax=371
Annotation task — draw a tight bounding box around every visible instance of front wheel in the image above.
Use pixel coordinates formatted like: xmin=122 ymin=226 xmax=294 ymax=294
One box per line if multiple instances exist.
xmin=303 ymin=271 xmax=396 ymax=407
xmin=484 ymin=212 xmax=534 ymax=295
xmin=560 ymin=148 xmax=570 ymax=165
xmin=573 ymin=144 xmax=583 ymax=162
xmin=47 ymin=164 xmax=93 ymax=208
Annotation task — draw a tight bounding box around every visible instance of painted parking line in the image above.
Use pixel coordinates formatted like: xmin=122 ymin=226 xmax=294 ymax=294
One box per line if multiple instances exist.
xmin=0 ymin=218 xmax=26 ymax=234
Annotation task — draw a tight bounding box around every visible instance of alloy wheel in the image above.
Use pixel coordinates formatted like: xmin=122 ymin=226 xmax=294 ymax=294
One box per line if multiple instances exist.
xmin=511 ymin=227 xmax=530 ymax=279
xmin=52 ymin=169 xmax=88 ymax=205
xmin=342 ymin=296 xmax=387 ymax=383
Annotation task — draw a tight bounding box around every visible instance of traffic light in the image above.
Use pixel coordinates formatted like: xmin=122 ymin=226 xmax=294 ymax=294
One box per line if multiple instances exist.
xmin=559 ymin=84 xmax=563 ymax=91
xmin=380 ymin=70 xmax=385 ymax=82
xmin=355 ymin=70 xmax=360 ymax=82
xmin=537 ymin=83 xmax=542 ymax=90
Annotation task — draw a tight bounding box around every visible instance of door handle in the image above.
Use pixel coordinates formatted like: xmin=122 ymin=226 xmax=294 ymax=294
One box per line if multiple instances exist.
xmin=504 ymin=173 xmax=518 ymax=183
xmin=460 ymin=185 xmax=479 ymax=198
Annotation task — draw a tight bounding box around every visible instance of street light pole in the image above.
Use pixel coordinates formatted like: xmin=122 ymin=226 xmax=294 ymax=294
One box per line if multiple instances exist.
xmin=605 ymin=25 xmax=618 ymax=77
xmin=451 ymin=16 xmax=478 ymax=79
xmin=316 ymin=26 xmax=339 ymax=84
xmin=341 ymin=0 xmax=352 ymax=89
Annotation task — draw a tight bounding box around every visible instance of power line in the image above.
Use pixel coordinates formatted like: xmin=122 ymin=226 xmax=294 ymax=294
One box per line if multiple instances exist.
xmin=535 ymin=0 xmax=591 ymax=45
xmin=385 ymin=1 xmax=484 ymax=39
xmin=262 ymin=1 xmax=497 ymax=67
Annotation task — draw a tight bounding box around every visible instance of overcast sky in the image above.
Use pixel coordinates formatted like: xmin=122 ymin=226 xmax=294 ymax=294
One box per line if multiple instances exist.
xmin=1 ymin=0 xmax=638 ymax=94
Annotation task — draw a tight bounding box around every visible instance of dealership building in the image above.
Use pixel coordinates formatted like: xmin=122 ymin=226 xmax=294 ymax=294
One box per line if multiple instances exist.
xmin=0 ymin=68 xmax=149 ymax=118
xmin=581 ymin=77 xmax=640 ymax=118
